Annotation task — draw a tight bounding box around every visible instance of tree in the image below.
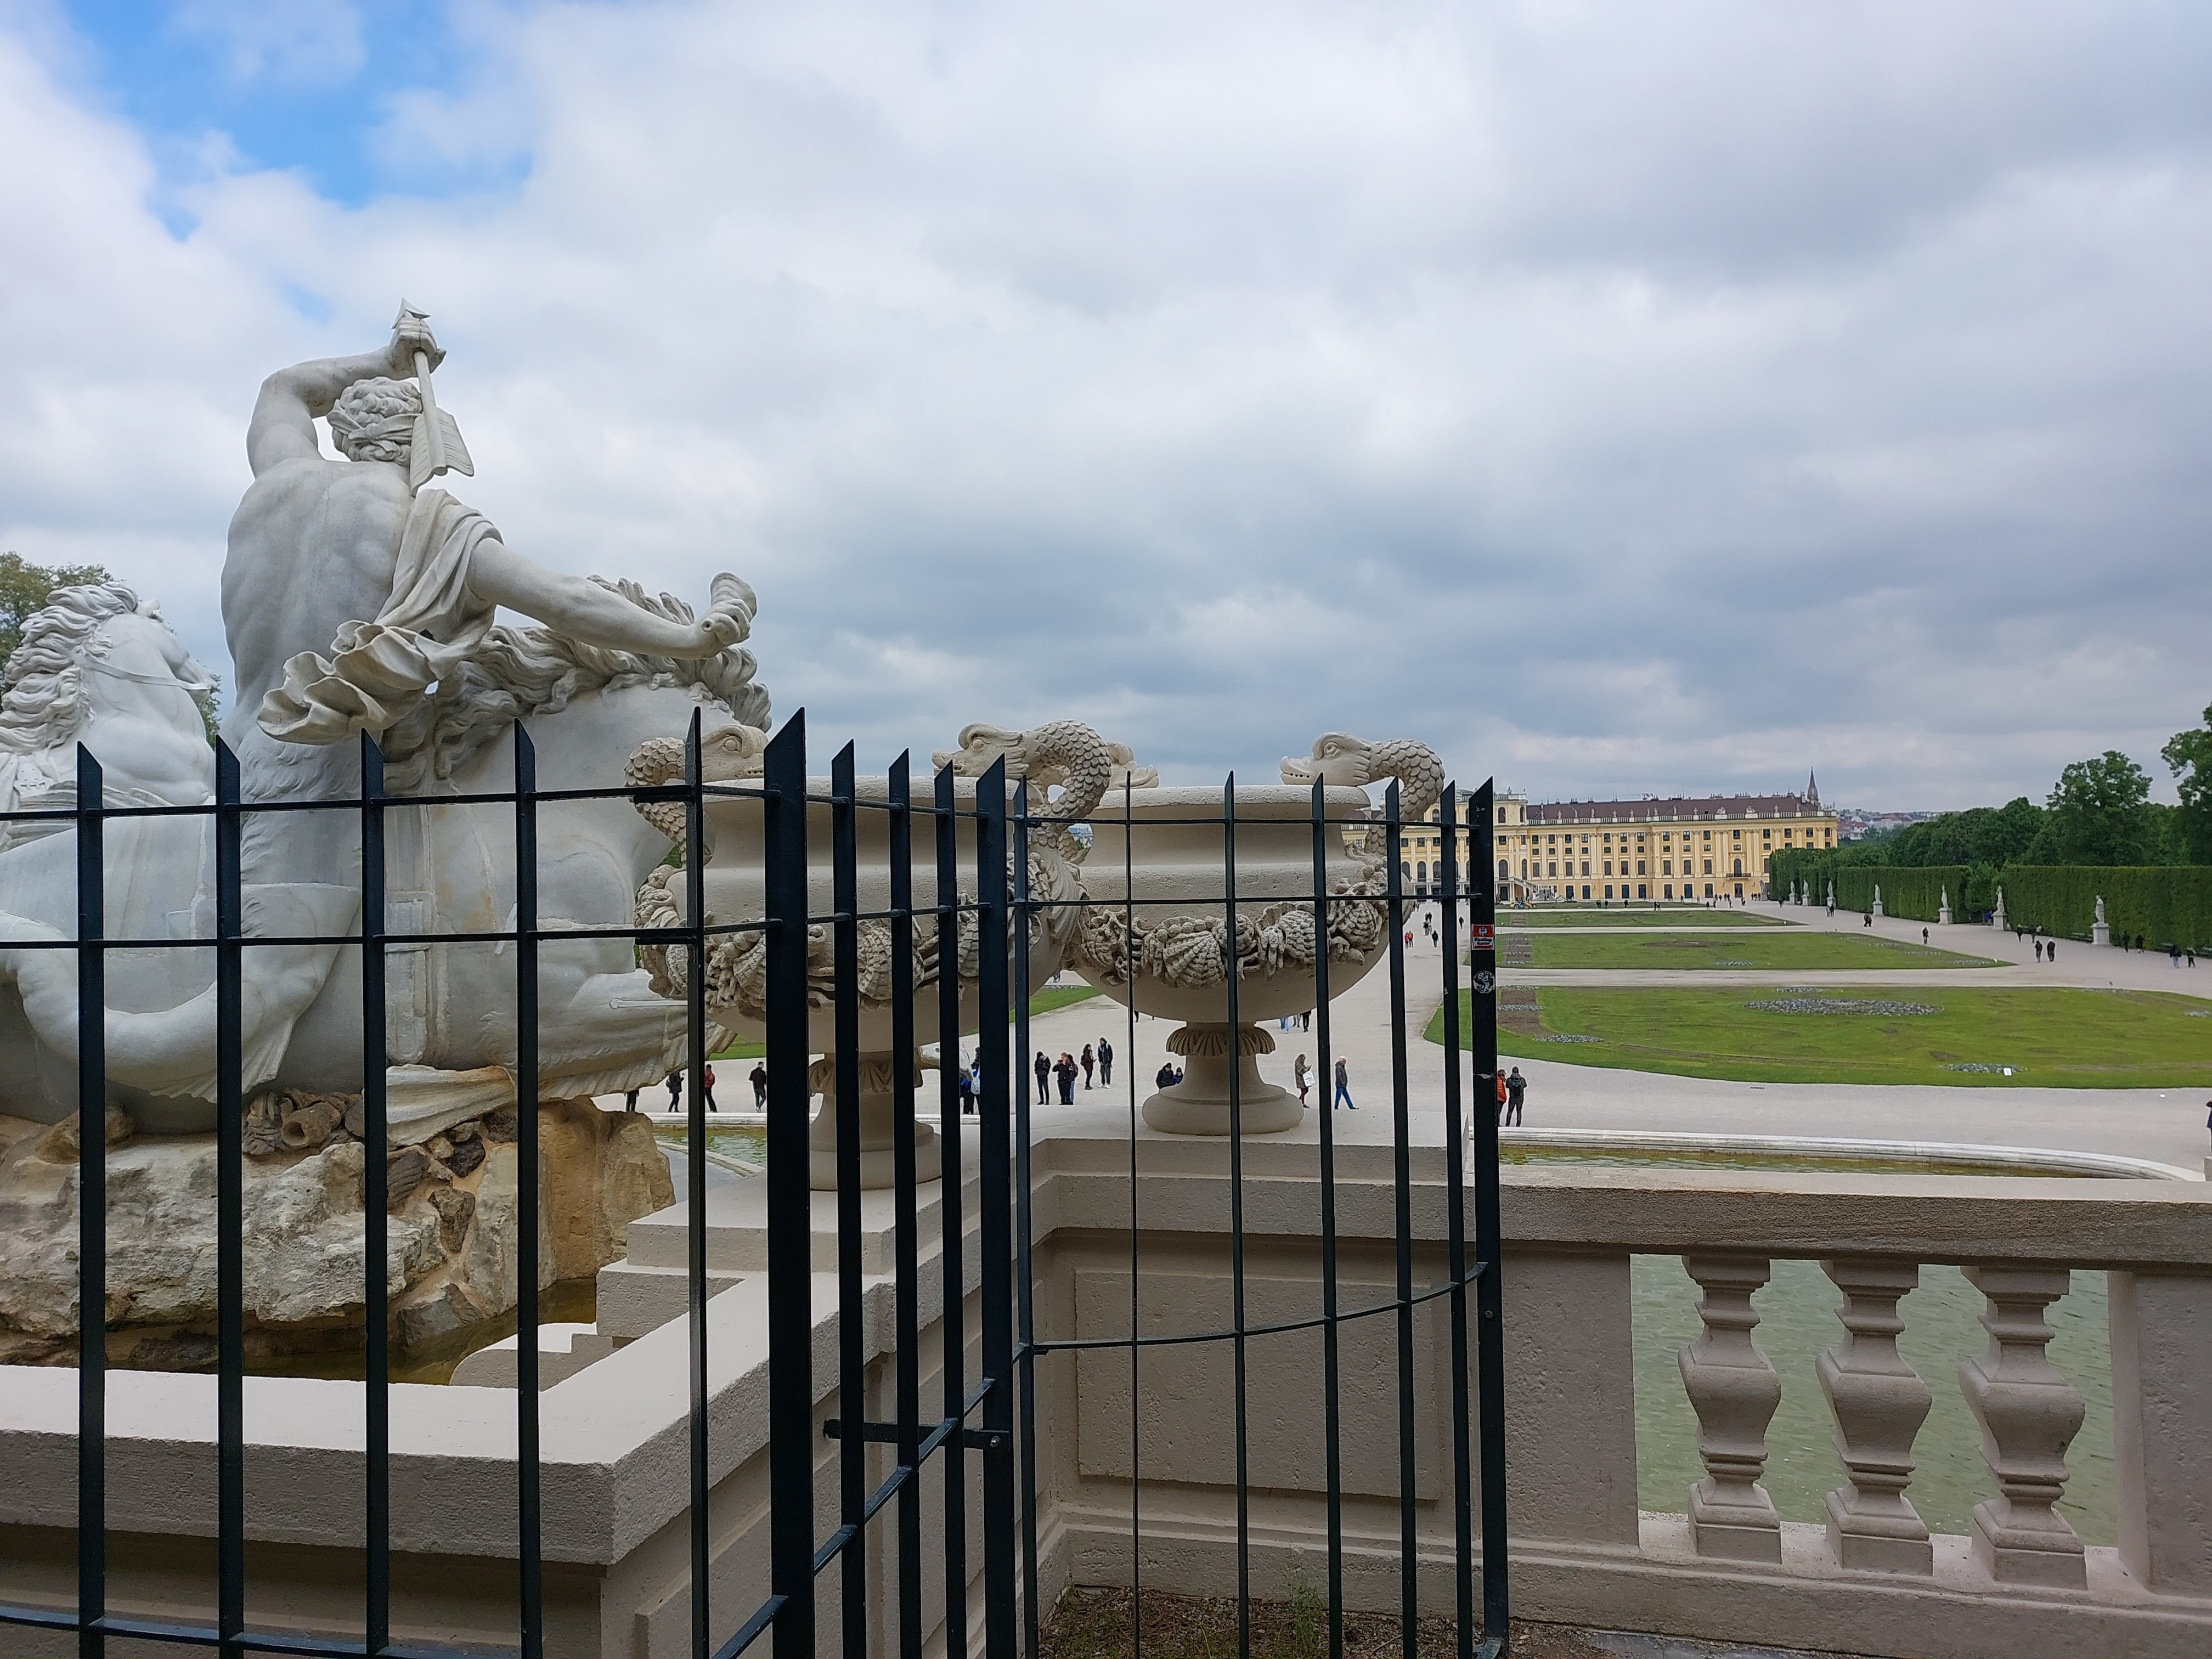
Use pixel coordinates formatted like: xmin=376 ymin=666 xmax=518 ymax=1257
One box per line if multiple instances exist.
xmin=0 ymin=550 xmax=111 ymax=673
xmin=2036 ymin=751 xmax=2155 ymax=866
xmin=2163 ymin=704 xmax=2212 ymax=865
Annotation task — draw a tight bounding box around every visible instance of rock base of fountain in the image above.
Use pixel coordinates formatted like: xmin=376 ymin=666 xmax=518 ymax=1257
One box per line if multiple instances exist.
xmin=0 ymin=1099 xmax=672 ymax=1367
xmin=806 ymin=1054 xmax=944 ymax=1189
xmin=1142 ymin=1023 xmax=1303 ymax=1136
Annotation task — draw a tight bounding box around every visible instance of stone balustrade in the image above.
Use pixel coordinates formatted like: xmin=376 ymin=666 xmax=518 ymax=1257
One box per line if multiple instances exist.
xmin=2 ymin=1103 xmax=2209 ymax=1659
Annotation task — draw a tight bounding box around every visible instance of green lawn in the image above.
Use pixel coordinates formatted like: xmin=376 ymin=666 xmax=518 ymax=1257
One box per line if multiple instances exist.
xmin=1524 ymin=932 xmax=1999 ymax=970
xmin=1502 ymin=907 xmax=1788 ymax=928
xmin=1426 ymin=986 xmax=2212 ymax=1087
xmin=1027 ymin=983 xmax=1104 ymax=1017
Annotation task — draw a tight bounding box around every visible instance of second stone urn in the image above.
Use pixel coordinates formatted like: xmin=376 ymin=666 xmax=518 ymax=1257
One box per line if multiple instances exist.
xmin=1070 ymin=733 xmax=1441 ymax=1135
xmin=631 ymin=720 xmax=1105 ymax=1188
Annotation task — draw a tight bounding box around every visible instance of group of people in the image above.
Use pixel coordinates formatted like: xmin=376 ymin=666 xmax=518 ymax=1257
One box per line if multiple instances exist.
xmin=1035 ymin=1039 xmax=1116 ymax=1104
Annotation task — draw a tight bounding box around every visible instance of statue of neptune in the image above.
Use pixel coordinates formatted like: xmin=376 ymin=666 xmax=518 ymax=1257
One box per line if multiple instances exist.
xmin=224 ymin=307 xmax=748 ymax=851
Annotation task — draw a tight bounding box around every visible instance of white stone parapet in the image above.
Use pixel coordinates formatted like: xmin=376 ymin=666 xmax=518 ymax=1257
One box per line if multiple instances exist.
xmin=4 ymin=1110 xmax=2211 ymax=1659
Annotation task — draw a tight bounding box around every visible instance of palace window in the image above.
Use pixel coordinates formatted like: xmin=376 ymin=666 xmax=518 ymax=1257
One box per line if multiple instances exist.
xmin=1702 ymin=859 xmax=1712 ymax=875
xmin=1637 ymin=860 xmax=1646 ymax=874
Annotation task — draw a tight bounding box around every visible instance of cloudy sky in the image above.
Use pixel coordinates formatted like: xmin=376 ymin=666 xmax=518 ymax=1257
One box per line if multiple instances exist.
xmin=4 ymin=1 xmax=2208 ymax=809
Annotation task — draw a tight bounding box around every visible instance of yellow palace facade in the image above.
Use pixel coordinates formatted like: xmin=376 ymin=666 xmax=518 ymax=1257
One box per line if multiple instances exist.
xmin=1396 ymin=775 xmax=1839 ymax=904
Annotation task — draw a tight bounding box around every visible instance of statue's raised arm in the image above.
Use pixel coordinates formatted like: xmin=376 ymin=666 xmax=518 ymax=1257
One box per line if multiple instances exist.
xmin=244 ymin=312 xmax=442 ymax=477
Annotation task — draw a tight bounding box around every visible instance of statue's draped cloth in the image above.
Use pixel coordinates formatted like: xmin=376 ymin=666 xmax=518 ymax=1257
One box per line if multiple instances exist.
xmin=258 ymin=487 xmax=496 ymax=746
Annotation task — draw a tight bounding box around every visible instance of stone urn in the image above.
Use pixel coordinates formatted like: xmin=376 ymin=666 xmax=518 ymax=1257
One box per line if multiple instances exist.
xmin=1070 ymin=733 xmax=1443 ymax=1136
xmin=631 ymin=720 xmax=1106 ymax=1188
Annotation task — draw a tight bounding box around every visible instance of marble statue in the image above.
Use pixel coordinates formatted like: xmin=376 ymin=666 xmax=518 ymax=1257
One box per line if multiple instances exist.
xmin=1939 ymin=886 xmax=1953 ymax=926
xmin=1993 ymin=886 xmax=2007 ymax=931
xmin=0 ymin=305 xmax=763 ymax=1355
xmin=0 ymin=308 xmax=766 ymax=1131
xmin=2092 ymin=895 xmax=2111 ymax=947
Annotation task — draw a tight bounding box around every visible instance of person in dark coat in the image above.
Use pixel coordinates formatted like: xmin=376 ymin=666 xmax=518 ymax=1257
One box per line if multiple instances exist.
xmin=1054 ymin=1052 xmax=1079 ymax=1104
xmin=1080 ymin=1044 xmax=1096 ymax=1089
xmin=1034 ymin=1051 xmax=1052 ymax=1105
xmin=1097 ymin=1036 xmax=1114 ymax=1086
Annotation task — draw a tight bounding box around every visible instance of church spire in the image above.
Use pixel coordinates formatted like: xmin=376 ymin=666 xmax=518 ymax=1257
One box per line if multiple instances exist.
xmin=1805 ymin=769 xmax=1819 ymax=806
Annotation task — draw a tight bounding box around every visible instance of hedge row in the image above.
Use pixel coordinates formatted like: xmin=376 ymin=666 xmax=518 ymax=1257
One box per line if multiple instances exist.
xmin=1766 ymin=853 xmax=1969 ymax=922
xmin=1996 ymin=866 xmax=2212 ymax=950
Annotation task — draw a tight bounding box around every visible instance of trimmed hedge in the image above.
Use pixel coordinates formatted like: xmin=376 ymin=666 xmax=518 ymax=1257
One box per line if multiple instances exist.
xmin=1765 ymin=853 xmax=1967 ymax=922
xmin=1997 ymin=866 xmax=2212 ymax=950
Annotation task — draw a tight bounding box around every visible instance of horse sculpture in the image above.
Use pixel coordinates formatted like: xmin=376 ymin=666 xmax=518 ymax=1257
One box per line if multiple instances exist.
xmin=0 ymin=579 xmax=768 ymax=1135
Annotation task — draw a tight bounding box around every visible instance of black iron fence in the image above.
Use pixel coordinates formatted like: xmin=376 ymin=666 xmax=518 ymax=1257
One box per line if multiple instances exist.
xmin=0 ymin=710 xmax=1506 ymax=1658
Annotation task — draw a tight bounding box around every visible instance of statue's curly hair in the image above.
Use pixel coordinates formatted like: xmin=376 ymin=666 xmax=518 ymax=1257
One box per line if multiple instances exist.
xmin=326 ymin=377 xmax=421 ymax=464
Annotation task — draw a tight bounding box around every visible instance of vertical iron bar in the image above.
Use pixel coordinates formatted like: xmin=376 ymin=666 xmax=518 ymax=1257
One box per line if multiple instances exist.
xmin=1011 ymin=781 xmax=1040 ymax=1659
xmin=933 ymin=764 xmax=968 ymax=1652
xmin=1438 ymin=789 xmax=1475 ymax=1659
xmin=215 ymin=743 xmax=245 ymax=1659
xmin=888 ymin=755 xmax=924 ymax=1659
xmin=359 ymin=735 xmax=391 ymax=1658
xmin=1124 ymin=777 xmax=1143 ymax=1659
xmin=75 ymin=746 xmax=105 ymax=1659
xmin=1221 ymin=775 xmax=1249 ymax=1659
xmin=1386 ymin=782 xmax=1416 ymax=1659
xmin=1470 ymin=783 xmax=1510 ymax=1648
xmin=514 ymin=726 xmax=544 ymax=1658
xmin=975 ymin=760 xmax=1017 ymax=1659
xmin=832 ymin=743 xmax=866 ymax=1659
xmin=686 ymin=710 xmax=713 ymax=1657
xmin=1309 ymin=780 xmax=1343 ymax=1659
xmin=765 ymin=715 xmax=816 ymax=1659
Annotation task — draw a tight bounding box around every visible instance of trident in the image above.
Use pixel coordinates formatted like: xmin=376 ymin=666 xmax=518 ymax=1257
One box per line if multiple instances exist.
xmin=395 ymin=299 xmax=475 ymax=492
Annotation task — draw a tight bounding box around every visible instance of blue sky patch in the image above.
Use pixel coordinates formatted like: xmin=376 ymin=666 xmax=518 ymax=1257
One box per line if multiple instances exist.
xmin=64 ymin=1 xmax=520 ymax=208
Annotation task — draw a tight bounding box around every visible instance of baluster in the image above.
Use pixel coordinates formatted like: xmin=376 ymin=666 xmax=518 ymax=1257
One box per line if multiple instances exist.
xmin=1678 ymin=1254 xmax=1782 ymax=1562
xmin=1818 ymin=1259 xmax=1933 ymax=1573
xmin=1959 ymin=1265 xmax=2087 ymax=1588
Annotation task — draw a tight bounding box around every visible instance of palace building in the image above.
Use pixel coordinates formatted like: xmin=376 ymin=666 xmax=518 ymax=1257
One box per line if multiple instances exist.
xmin=1392 ymin=775 xmax=1838 ymax=904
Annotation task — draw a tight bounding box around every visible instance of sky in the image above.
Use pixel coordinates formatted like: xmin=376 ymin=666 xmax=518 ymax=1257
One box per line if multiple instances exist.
xmin=3 ymin=1 xmax=2209 ymax=809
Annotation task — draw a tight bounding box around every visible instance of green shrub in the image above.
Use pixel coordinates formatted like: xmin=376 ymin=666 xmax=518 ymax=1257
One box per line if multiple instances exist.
xmin=1997 ymin=866 xmax=2212 ymax=950
xmin=1767 ymin=852 xmax=1967 ymax=921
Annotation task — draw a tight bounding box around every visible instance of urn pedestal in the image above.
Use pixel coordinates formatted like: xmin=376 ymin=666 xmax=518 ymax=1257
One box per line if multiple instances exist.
xmin=1071 ymin=785 xmax=1386 ymax=1137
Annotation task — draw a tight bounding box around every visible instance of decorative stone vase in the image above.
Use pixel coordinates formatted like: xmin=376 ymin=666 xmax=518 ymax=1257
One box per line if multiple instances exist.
xmin=1071 ymin=732 xmax=1441 ymax=1136
xmin=632 ymin=723 xmax=1103 ymax=1189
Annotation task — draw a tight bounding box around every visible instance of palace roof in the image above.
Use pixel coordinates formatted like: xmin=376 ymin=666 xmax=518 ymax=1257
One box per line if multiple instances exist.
xmin=1522 ymin=793 xmax=1827 ymax=826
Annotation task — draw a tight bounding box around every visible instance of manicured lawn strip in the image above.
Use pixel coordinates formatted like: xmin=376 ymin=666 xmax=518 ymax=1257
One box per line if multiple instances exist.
xmin=1027 ymin=983 xmax=1105 ymax=1017
xmin=1502 ymin=908 xmax=1789 ymax=928
xmin=1425 ymin=986 xmax=2212 ymax=1087
xmin=1524 ymin=933 xmax=1999 ymax=971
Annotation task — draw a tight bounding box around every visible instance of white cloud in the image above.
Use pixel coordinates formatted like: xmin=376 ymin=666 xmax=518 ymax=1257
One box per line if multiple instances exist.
xmin=3 ymin=1 xmax=2210 ymax=810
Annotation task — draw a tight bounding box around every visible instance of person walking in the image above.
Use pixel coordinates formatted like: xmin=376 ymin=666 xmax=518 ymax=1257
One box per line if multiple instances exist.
xmin=1493 ymin=1070 xmax=1506 ymax=1125
xmin=749 ymin=1062 xmax=768 ymax=1108
xmin=1055 ymin=1052 xmax=1079 ymax=1105
xmin=665 ymin=1069 xmax=683 ymax=1110
xmin=1503 ymin=1066 xmax=1527 ymax=1125
xmin=1294 ymin=1053 xmax=1311 ymax=1104
xmin=2034 ymin=939 xmax=2043 ymax=963
xmin=1921 ymin=927 xmax=1929 ymax=946
xmin=1097 ymin=1037 xmax=1114 ymax=1086
xmin=958 ymin=1068 xmax=975 ymax=1116
xmin=701 ymin=1063 xmax=719 ymax=1113
xmin=1034 ymin=1051 xmax=1052 ymax=1105
xmin=624 ymin=1087 xmax=639 ymax=1110
xmin=1333 ymin=1058 xmax=1355 ymax=1110
xmin=2048 ymin=940 xmax=2058 ymax=964
xmin=1080 ymin=1044 xmax=1096 ymax=1090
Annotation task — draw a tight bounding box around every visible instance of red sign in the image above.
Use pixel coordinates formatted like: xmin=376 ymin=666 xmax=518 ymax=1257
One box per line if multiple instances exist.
xmin=1470 ymin=924 xmax=1494 ymax=943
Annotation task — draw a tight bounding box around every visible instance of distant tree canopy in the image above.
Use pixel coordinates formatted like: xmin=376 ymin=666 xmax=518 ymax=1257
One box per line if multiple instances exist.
xmin=2163 ymin=702 xmax=2212 ymax=865
xmin=0 ymin=551 xmax=112 ymax=673
xmin=1798 ymin=714 xmax=2212 ymax=905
